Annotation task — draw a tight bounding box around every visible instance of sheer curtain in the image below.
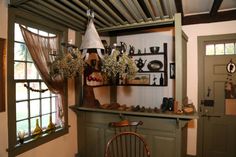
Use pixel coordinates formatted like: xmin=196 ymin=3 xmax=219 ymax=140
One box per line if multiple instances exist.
xmin=20 ymin=25 xmax=65 ymax=126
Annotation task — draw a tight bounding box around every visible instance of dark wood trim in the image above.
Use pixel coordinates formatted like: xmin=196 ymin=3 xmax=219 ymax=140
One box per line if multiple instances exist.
xmin=210 ymin=0 xmax=223 ymax=16
xmin=0 ymin=38 xmax=6 ymax=112
xmin=183 ymin=10 xmax=236 ymax=25
xmin=174 ymin=0 xmax=183 ymax=15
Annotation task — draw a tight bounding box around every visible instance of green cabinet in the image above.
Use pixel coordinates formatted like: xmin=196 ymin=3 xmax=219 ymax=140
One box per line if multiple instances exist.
xmin=75 ymin=108 xmax=195 ymax=157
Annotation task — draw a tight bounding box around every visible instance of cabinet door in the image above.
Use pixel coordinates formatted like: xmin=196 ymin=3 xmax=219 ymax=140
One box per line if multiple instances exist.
xmin=85 ymin=126 xmax=104 ymax=157
xmin=175 ymin=13 xmax=188 ymax=106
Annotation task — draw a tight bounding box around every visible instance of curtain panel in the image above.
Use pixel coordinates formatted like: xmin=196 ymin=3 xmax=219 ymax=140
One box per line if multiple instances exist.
xmin=19 ymin=25 xmax=65 ymax=125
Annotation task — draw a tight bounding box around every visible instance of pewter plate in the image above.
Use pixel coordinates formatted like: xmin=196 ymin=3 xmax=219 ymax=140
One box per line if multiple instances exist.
xmin=147 ymin=60 xmax=163 ymax=71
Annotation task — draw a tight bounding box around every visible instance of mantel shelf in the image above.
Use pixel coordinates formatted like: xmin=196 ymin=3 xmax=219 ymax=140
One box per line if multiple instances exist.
xmin=70 ymin=106 xmax=198 ymax=120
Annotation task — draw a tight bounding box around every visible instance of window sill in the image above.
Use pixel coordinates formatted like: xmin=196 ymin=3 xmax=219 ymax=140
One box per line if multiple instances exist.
xmin=7 ymin=126 xmax=69 ymax=157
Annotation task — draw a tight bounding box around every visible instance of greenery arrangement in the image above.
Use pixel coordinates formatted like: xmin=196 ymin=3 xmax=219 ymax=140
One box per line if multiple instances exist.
xmin=50 ymin=48 xmax=137 ymax=82
xmin=100 ymin=50 xmax=137 ymax=81
xmin=50 ymin=48 xmax=85 ymax=78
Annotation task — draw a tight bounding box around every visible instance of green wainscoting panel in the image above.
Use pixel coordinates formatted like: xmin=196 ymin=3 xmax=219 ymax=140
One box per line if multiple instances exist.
xmin=74 ymin=107 xmax=197 ymax=157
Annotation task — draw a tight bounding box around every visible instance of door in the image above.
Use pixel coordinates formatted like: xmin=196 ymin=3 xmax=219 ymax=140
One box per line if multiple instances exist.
xmin=198 ymin=35 xmax=236 ymax=157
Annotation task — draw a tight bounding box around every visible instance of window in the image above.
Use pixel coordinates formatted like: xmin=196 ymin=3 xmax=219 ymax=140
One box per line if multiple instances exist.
xmin=14 ymin=23 xmax=60 ymax=138
xmin=8 ymin=22 xmax=68 ymax=156
xmin=205 ymin=41 xmax=236 ymax=55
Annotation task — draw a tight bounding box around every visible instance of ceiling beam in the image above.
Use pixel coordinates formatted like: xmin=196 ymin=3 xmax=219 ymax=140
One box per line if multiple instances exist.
xmin=183 ymin=10 xmax=236 ymax=25
xmin=10 ymin=0 xmax=31 ymax=6
xmin=21 ymin=5 xmax=80 ymax=31
xmin=166 ymin=0 xmax=173 ymax=19
xmin=81 ymin=0 xmax=119 ymax=25
xmin=132 ymin=0 xmax=149 ymax=22
xmin=210 ymin=0 xmax=223 ymax=16
xmin=174 ymin=0 xmax=183 ymax=15
xmin=59 ymin=0 xmax=110 ymax=28
xmin=144 ymin=0 xmax=156 ymax=20
xmin=96 ymin=0 xmax=127 ymax=25
xmin=109 ymin=0 xmax=135 ymax=24
xmin=36 ymin=1 xmax=86 ymax=28
xmin=98 ymin=18 xmax=174 ymax=32
xmin=155 ymin=0 xmax=164 ymax=19
xmin=120 ymin=0 xmax=143 ymax=22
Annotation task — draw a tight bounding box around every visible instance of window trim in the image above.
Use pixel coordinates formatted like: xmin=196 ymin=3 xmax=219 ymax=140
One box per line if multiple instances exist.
xmin=7 ymin=7 xmax=69 ymax=157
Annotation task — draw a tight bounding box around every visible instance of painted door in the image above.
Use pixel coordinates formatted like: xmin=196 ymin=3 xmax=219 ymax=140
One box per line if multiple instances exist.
xmin=200 ymin=54 xmax=236 ymax=157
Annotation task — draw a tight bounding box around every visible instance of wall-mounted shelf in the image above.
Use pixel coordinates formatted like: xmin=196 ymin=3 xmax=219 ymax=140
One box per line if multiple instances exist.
xmin=127 ymin=43 xmax=168 ymax=86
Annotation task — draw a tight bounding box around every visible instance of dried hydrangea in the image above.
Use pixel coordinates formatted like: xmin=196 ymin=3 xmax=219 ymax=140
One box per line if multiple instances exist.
xmin=50 ymin=48 xmax=85 ymax=78
xmin=101 ymin=50 xmax=137 ymax=81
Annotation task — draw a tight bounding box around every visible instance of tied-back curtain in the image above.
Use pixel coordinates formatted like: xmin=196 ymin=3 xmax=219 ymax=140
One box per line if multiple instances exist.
xmin=19 ymin=25 xmax=65 ymax=125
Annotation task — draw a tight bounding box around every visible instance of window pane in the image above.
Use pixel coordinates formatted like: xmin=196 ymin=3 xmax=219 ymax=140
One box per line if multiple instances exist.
xmin=14 ymin=43 xmax=27 ymax=61
xmin=235 ymin=43 xmax=236 ymax=54
xmin=16 ymin=101 xmax=28 ymax=120
xmin=52 ymin=113 xmax=56 ymax=124
xmin=42 ymin=114 xmax=50 ymax=129
xmin=29 ymin=82 xmax=40 ymax=99
xmin=225 ymin=43 xmax=234 ymax=55
xmin=41 ymin=83 xmax=50 ymax=97
xmin=16 ymin=82 xmax=28 ymax=101
xmin=206 ymin=44 xmax=214 ymax=55
xmin=14 ymin=62 xmax=25 ymax=79
xmin=30 ymin=100 xmax=40 ymax=117
xmin=27 ymin=63 xmax=38 ymax=79
xmin=39 ymin=30 xmax=48 ymax=36
xmin=51 ymin=97 xmax=56 ymax=112
xmin=49 ymin=33 xmax=56 ymax=37
xmin=26 ymin=50 xmax=33 ymax=61
xmin=14 ymin=24 xmax=24 ymax=42
xmin=27 ymin=27 xmax=38 ymax=34
xmin=17 ymin=120 xmax=29 ymax=136
xmin=215 ymin=44 xmax=224 ymax=55
xmin=42 ymin=98 xmax=51 ymax=114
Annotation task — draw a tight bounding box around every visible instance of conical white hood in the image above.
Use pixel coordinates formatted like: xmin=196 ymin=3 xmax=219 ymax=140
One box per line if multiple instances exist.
xmin=80 ymin=19 xmax=104 ymax=50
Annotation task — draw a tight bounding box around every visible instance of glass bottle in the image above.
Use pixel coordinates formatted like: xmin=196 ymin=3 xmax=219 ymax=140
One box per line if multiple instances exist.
xmin=46 ymin=115 xmax=56 ymax=134
xmin=159 ymin=73 xmax=164 ymax=86
xmin=32 ymin=118 xmax=42 ymax=139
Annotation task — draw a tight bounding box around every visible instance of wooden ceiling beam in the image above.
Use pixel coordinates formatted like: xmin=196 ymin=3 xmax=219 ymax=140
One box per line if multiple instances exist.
xmin=166 ymin=0 xmax=173 ymax=19
xmin=183 ymin=10 xmax=236 ymax=25
xmin=21 ymin=5 xmax=81 ymax=31
xmin=59 ymin=0 xmax=110 ymax=28
xmin=80 ymin=0 xmax=119 ymax=26
xmin=10 ymin=0 xmax=31 ymax=6
xmin=36 ymin=1 xmax=86 ymax=28
xmin=96 ymin=0 xmax=127 ymax=25
xmin=109 ymin=0 xmax=135 ymax=24
xmin=155 ymin=0 xmax=164 ymax=19
xmin=120 ymin=0 xmax=143 ymax=22
xmin=174 ymin=0 xmax=183 ymax=15
xmin=210 ymin=0 xmax=223 ymax=16
xmin=144 ymin=0 xmax=156 ymax=20
xmin=132 ymin=0 xmax=149 ymax=22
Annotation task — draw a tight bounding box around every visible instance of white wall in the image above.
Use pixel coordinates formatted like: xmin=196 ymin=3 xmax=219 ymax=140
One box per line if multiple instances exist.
xmin=116 ymin=28 xmax=175 ymax=108
xmin=0 ymin=1 xmax=78 ymax=156
xmin=182 ymin=20 xmax=236 ymax=155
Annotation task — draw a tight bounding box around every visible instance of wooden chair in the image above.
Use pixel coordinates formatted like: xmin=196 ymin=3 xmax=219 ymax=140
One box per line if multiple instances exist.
xmin=105 ymin=131 xmax=151 ymax=157
xmin=109 ymin=119 xmax=143 ymax=134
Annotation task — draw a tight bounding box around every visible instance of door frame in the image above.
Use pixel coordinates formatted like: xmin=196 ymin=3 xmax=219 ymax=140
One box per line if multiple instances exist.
xmin=197 ymin=33 xmax=236 ymax=157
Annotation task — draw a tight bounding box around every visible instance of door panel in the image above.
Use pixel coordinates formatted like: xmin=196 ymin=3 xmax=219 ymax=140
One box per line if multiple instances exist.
xmin=201 ymin=55 xmax=236 ymax=157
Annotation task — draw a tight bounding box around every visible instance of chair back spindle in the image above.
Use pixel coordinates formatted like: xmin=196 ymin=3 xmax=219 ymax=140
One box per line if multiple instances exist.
xmin=105 ymin=132 xmax=150 ymax=157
